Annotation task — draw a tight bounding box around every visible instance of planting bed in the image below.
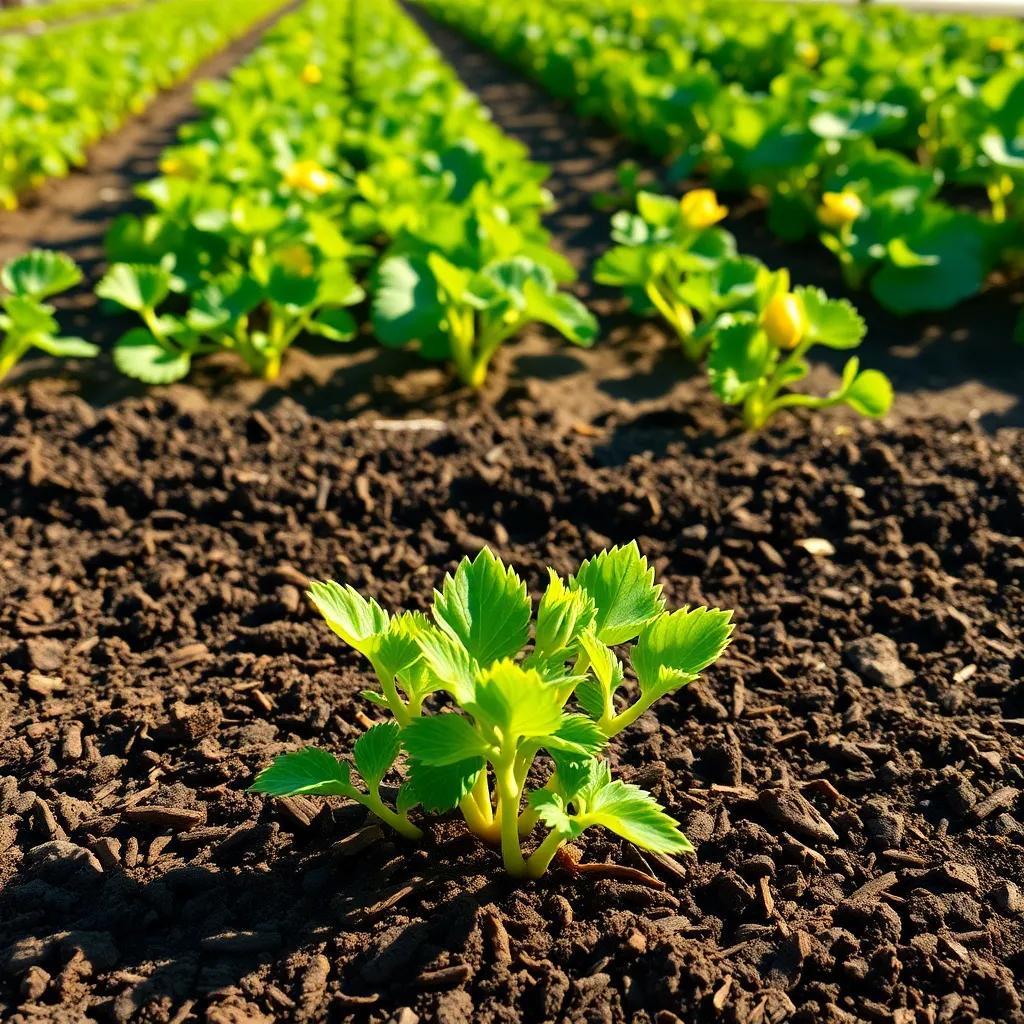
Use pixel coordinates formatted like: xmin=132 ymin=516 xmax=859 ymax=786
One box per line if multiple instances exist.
xmin=1 ymin=4 xmax=1024 ymax=1024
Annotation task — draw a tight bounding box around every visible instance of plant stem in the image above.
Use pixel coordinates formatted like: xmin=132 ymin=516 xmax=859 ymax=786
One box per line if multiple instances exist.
xmin=360 ymin=790 xmax=422 ymax=841
xmin=604 ymin=692 xmax=657 ymax=737
xmin=496 ymin=755 xmax=528 ymax=876
xmin=524 ymin=828 xmax=568 ymax=879
xmin=0 ymin=340 xmax=28 ymax=384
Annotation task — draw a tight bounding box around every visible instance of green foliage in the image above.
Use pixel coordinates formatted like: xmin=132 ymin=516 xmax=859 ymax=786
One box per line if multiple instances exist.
xmin=0 ymin=251 xmax=95 ymax=384
xmin=421 ymin=0 xmax=1024 ymax=316
xmin=597 ymin=191 xmax=893 ymax=429
xmin=252 ymin=547 xmax=734 ymax=877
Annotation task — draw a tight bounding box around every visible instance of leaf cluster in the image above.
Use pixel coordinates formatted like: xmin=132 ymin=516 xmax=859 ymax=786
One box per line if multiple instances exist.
xmin=253 ymin=545 xmax=734 ymax=878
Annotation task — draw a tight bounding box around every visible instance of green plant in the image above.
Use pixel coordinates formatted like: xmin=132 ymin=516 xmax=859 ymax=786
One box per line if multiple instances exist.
xmin=252 ymin=545 xmax=734 ymax=878
xmin=597 ymin=190 xmax=893 ymax=429
xmin=373 ymin=252 xmax=597 ymax=388
xmin=0 ymin=251 xmax=96 ymax=384
xmin=96 ymin=249 xmax=363 ymax=383
xmin=709 ymin=285 xmax=893 ymax=429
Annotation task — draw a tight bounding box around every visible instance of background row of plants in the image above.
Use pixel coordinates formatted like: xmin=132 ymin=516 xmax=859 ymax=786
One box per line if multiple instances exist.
xmin=416 ymin=0 xmax=1024 ymax=322
xmin=0 ymin=0 xmax=148 ymax=32
xmin=0 ymin=0 xmax=285 ymax=210
xmin=0 ymin=0 xmax=894 ymax=430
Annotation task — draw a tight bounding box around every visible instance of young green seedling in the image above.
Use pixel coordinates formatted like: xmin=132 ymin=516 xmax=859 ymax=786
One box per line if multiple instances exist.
xmin=0 ymin=251 xmax=97 ymax=384
xmin=707 ymin=286 xmax=893 ymax=429
xmin=252 ymin=545 xmax=734 ymax=878
xmin=595 ymin=189 xmax=735 ymax=360
xmin=97 ymin=247 xmax=362 ymax=383
xmin=373 ymin=252 xmax=597 ymax=389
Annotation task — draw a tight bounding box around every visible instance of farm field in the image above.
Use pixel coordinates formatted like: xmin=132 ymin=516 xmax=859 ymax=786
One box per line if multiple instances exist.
xmin=0 ymin=1 xmax=1022 ymax=1023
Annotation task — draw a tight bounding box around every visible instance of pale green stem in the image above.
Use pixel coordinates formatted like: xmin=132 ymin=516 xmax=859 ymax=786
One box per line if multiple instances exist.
xmin=603 ymin=691 xmax=659 ymax=737
xmin=496 ymin=753 xmax=528 ymax=877
xmin=524 ymin=828 xmax=570 ymax=879
xmin=359 ymin=789 xmax=422 ymax=841
xmin=0 ymin=338 xmax=29 ymax=384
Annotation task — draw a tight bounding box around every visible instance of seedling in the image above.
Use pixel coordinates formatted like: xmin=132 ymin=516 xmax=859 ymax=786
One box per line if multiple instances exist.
xmin=0 ymin=251 xmax=97 ymax=384
xmin=598 ymin=191 xmax=893 ymax=429
xmin=595 ymin=189 xmax=736 ymax=360
xmin=97 ymin=249 xmax=363 ymax=383
xmin=708 ymin=285 xmax=893 ymax=429
xmin=373 ymin=252 xmax=597 ymax=389
xmin=253 ymin=545 xmax=734 ymax=878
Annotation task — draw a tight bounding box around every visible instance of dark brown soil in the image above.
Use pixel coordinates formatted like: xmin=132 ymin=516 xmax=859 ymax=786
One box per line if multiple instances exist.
xmin=1 ymin=5 xmax=1023 ymax=1024
xmin=1 ymin=382 xmax=1023 ymax=1024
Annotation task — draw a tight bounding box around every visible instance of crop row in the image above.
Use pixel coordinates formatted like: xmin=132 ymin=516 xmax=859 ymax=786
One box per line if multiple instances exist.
xmin=0 ymin=0 xmax=284 ymax=209
xmin=416 ymin=0 xmax=1024 ymax=317
xmin=0 ymin=0 xmax=893 ymax=431
xmin=92 ymin=0 xmax=595 ymax=388
xmin=0 ymin=0 xmax=147 ymax=32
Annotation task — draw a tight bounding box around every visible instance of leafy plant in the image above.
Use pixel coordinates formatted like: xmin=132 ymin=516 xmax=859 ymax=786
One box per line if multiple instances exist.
xmin=709 ymin=286 xmax=893 ymax=429
xmin=421 ymin=0 xmax=1024 ymax=317
xmin=373 ymin=252 xmax=597 ymax=388
xmin=97 ymin=247 xmax=363 ymax=383
xmin=253 ymin=545 xmax=734 ymax=878
xmin=595 ymin=189 xmax=737 ymax=360
xmin=596 ymin=191 xmax=893 ymax=428
xmin=0 ymin=251 xmax=96 ymax=384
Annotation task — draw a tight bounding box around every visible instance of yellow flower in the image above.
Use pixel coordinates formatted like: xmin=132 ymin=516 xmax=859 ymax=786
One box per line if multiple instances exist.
xmin=817 ymin=190 xmax=863 ymax=230
xmin=763 ymin=292 xmax=806 ymax=350
xmin=285 ymin=159 xmax=332 ymax=196
xmin=679 ymin=188 xmax=728 ymax=230
xmin=797 ymin=41 xmax=820 ymax=68
xmin=160 ymin=156 xmax=185 ymax=176
xmin=16 ymin=89 xmax=47 ymax=113
xmin=301 ymin=63 xmax=323 ymax=85
xmin=988 ymin=35 xmax=1010 ymax=53
xmin=276 ymin=243 xmax=315 ymax=277
xmin=631 ymin=3 xmax=648 ymax=19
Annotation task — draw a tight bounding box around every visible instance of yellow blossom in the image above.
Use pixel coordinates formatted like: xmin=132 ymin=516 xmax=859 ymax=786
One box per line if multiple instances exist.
xmin=763 ymin=292 xmax=806 ymax=350
xmin=276 ymin=244 xmax=315 ymax=277
xmin=988 ymin=36 xmax=1010 ymax=53
xmin=160 ymin=156 xmax=185 ymax=177
xmin=301 ymin=63 xmax=323 ymax=85
xmin=679 ymin=188 xmax=728 ymax=230
xmin=797 ymin=41 xmax=820 ymax=68
xmin=285 ymin=159 xmax=332 ymax=196
xmin=817 ymin=190 xmax=863 ymax=230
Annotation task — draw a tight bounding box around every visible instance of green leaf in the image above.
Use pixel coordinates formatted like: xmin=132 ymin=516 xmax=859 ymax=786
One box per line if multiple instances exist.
xmin=593 ymin=245 xmax=651 ymax=288
xmin=353 ymin=722 xmax=402 ymax=789
xmin=569 ymin=542 xmax=665 ymax=646
xmin=250 ymin=747 xmax=358 ymax=798
xmin=587 ymin=780 xmax=693 ymax=854
xmin=97 ymin=263 xmax=172 ymax=312
xmin=633 ymin=607 xmax=734 ymax=701
xmin=402 ymin=713 xmax=491 ymax=767
xmin=33 ymin=336 xmax=99 ymax=359
xmin=407 ymin=757 xmax=484 ymax=812
xmin=469 ymin=661 xmax=566 ymax=740
xmin=575 ymin=629 xmax=624 ymax=719
xmin=844 ymin=368 xmax=893 ymax=418
xmin=113 ymin=329 xmax=191 ymax=384
xmin=307 ymin=581 xmax=389 ymax=656
xmin=539 ymin=713 xmax=607 ymax=758
xmin=433 ymin=549 xmax=531 ymax=666
xmin=522 ymin=281 xmax=598 ymax=347
xmin=528 ymin=790 xmax=582 ymax=838
xmin=795 ymin=287 xmax=866 ymax=350
xmin=707 ymin=319 xmax=772 ymax=405
xmin=3 ymin=295 xmax=58 ymax=336
xmin=558 ymin=757 xmax=612 ymax=804
xmin=372 ymin=255 xmax=447 ymax=353
xmin=416 ymin=624 xmax=478 ymax=703
xmin=307 ymin=309 xmax=356 ymax=342
xmin=535 ymin=570 xmax=596 ymax=658
xmin=2 ymin=250 xmax=81 ymax=300
xmin=267 ymin=265 xmax=319 ymax=310
xmin=636 ymin=191 xmax=682 ymax=229
xmin=373 ymin=611 xmax=428 ymax=684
